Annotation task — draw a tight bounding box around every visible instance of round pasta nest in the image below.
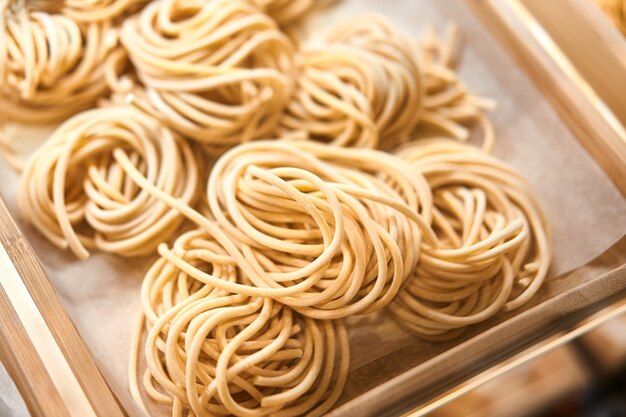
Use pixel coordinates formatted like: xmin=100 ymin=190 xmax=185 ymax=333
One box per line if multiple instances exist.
xmin=133 ymin=228 xmax=349 ymax=417
xmin=205 ymin=140 xmax=435 ymax=318
xmin=280 ymin=15 xmax=423 ymax=148
xmin=388 ymin=139 xmax=552 ymax=340
xmin=18 ymin=105 xmax=199 ymax=260
xmin=0 ymin=3 xmax=119 ymax=123
xmin=119 ymin=0 xmax=295 ymax=149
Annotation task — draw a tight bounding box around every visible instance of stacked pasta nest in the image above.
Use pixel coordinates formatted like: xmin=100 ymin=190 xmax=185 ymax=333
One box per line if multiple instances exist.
xmin=1 ymin=1 xmax=552 ymax=416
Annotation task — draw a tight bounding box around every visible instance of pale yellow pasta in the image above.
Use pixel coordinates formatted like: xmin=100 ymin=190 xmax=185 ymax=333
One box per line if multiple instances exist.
xmin=281 ymin=15 xmax=423 ymax=148
xmin=129 ymin=228 xmax=349 ymax=417
xmin=0 ymin=1 xmax=121 ymax=171
xmin=18 ymin=105 xmax=199 ymax=260
xmin=0 ymin=124 xmax=24 ymax=171
xmin=388 ymin=139 xmax=552 ymax=340
xmin=119 ymin=0 xmax=295 ymax=149
xmin=0 ymin=2 xmax=118 ymax=123
xmin=112 ymin=139 xmax=435 ymax=319
xmin=205 ymin=140 xmax=435 ymax=318
xmin=280 ymin=17 xmax=495 ymax=152
xmin=63 ymin=0 xmax=149 ymax=23
xmin=0 ymin=4 xmax=556 ymax=415
xmin=416 ymin=25 xmax=497 ymax=153
xmin=253 ymin=0 xmax=331 ymax=28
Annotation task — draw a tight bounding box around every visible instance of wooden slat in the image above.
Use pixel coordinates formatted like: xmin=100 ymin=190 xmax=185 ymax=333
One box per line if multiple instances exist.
xmin=0 ymin=285 xmax=69 ymax=417
xmin=0 ymin=195 xmax=126 ymax=417
xmin=522 ymin=0 xmax=626 ymax=127
xmin=467 ymin=0 xmax=626 ymax=196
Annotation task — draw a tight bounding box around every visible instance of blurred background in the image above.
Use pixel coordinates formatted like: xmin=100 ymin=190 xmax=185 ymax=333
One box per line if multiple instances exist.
xmin=430 ymin=311 xmax=626 ymax=417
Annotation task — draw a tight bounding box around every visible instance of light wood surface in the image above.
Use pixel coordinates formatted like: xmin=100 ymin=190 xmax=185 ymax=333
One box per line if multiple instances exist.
xmin=425 ymin=344 xmax=591 ymax=417
xmin=0 ymin=285 xmax=69 ymax=417
xmin=468 ymin=0 xmax=626 ymax=196
xmin=522 ymin=0 xmax=626 ymax=127
xmin=0 ymin=196 xmax=127 ymax=417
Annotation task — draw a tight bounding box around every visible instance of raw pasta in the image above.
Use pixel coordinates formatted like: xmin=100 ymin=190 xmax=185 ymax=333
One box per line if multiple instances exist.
xmin=280 ymin=16 xmax=494 ymax=152
xmin=0 ymin=0 xmax=120 ymax=171
xmin=253 ymin=0 xmax=331 ymax=28
xmin=205 ymin=140 xmax=435 ymax=318
xmin=130 ymin=228 xmax=349 ymax=417
xmin=416 ymin=25 xmax=496 ymax=153
xmin=63 ymin=0 xmax=149 ymax=23
xmin=387 ymin=139 xmax=552 ymax=340
xmin=1 ymin=2 xmax=554 ymax=415
xmin=114 ymin=139 xmax=435 ymax=319
xmin=0 ymin=2 xmax=118 ymax=123
xmin=18 ymin=105 xmax=199 ymax=260
xmin=280 ymin=15 xmax=423 ymax=148
xmin=119 ymin=0 xmax=295 ymax=149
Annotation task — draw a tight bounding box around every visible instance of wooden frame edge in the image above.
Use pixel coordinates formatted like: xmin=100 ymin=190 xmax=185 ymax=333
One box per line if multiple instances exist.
xmin=467 ymin=0 xmax=626 ymax=196
xmin=0 ymin=196 xmax=126 ymax=417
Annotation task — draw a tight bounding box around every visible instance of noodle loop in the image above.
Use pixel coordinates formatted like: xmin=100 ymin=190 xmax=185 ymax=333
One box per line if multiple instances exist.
xmin=133 ymin=229 xmax=349 ymax=417
xmin=388 ymin=139 xmax=552 ymax=339
xmin=120 ymin=0 xmax=295 ymax=149
xmin=18 ymin=105 xmax=199 ymax=259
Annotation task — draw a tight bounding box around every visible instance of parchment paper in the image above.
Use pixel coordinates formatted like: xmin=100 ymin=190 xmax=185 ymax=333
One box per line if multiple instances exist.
xmin=1 ymin=1 xmax=626 ymax=416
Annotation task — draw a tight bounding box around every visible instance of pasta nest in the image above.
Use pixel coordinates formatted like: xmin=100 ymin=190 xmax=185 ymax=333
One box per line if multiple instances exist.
xmin=18 ymin=105 xmax=199 ymax=259
xmin=202 ymin=140 xmax=435 ymax=319
xmin=120 ymin=0 xmax=295 ymax=149
xmin=0 ymin=4 xmax=119 ymax=122
xmin=138 ymin=228 xmax=349 ymax=417
xmin=388 ymin=140 xmax=552 ymax=340
xmin=280 ymin=15 xmax=423 ymax=148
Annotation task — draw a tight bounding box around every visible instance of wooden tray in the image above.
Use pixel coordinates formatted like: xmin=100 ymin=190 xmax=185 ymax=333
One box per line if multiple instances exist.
xmin=1 ymin=1 xmax=625 ymax=416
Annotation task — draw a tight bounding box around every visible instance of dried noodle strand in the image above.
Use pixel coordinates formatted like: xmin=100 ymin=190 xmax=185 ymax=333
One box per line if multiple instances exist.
xmin=130 ymin=228 xmax=349 ymax=417
xmin=388 ymin=139 xmax=552 ymax=340
xmin=119 ymin=0 xmax=295 ymax=150
xmin=18 ymin=105 xmax=199 ymax=260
